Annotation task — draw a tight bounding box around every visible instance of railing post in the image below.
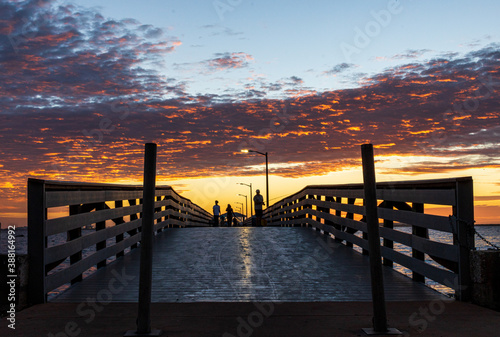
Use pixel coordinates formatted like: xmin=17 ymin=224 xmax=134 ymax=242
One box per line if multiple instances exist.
xmin=361 ymin=144 xmax=400 ymax=335
xmin=455 ymin=177 xmax=474 ymax=301
xmin=114 ymin=200 xmax=125 ymax=258
xmin=69 ymin=205 xmax=83 ymax=284
xmin=27 ymin=178 xmax=47 ymax=304
xmin=412 ymin=203 xmax=426 ymax=283
xmin=96 ymin=201 xmax=107 ymax=269
xmin=128 ymin=198 xmax=139 ymax=250
xmin=382 ymin=201 xmax=394 ymax=267
xmin=345 ymin=198 xmax=356 ymax=248
xmin=333 ymin=196 xmax=343 ymax=242
xmin=126 ymin=143 xmax=161 ymax=337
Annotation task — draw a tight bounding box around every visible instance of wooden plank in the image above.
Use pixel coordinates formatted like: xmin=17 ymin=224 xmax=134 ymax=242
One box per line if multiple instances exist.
xmin=164 ymin=218 xmax=187 ymax=227
xmin=309 ymin=199 xmax=365 ymax=215
xmin=305 ymin=188 xmax=365 ymax=200
xmin=46 ymin=190 xmax=177 ymax=208
xmin=45 ymin=204 xmax=143 ymax=235
xmin=378 ymin=227 xmax=459 ymax=262
xmin=45 ymin=219 xmax=142 ymax=265
xmin=376 ymin=189 xmax=456 ymax=206
xmin=305 ymin=218 xmax=369 ymax=250
xmin=377 ymin=208 xmax=452 ymax=232
xmin=286 ymin=188 xmax=457 ymax=208
xmin=316 ymin=211 xmax=368 ymax=233
xmin=46 ymin=191 xmax=106 ymax=208
xmin=45 ymin=234 xmax=141 ymax=293
xmin=380 ymin=247 xmax=457 ymax=288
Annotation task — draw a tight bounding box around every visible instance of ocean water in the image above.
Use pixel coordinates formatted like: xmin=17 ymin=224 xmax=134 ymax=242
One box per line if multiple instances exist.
xmin=2 ymin=226 xmax=500 ymax=298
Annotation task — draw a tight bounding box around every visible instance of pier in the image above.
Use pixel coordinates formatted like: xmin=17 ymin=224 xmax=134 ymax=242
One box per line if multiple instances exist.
xmin=3 ymin=171 xmax=500 ymax=335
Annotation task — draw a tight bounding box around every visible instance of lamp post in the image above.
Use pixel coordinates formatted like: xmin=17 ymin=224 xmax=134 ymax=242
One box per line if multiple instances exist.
xmin=238 ymin=194 xmax=248 ymax=219
xmin=235 ymin=202 xmax=244 ymax=220
xmin=237 ymin=182 xmax=252 ymax=217
xmin=240 ymin=150 xmax=269 ymax=211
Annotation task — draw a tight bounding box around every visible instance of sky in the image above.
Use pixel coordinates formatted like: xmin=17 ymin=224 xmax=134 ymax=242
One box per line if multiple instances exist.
xmin=0 ymin=0 xmax=500 ymax=227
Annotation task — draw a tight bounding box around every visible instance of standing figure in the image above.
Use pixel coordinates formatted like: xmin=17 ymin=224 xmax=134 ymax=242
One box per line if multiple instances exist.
xmin=213 ymin=200 xmax=220 ymax=226
xmin=253 ymin=189 xmax=265 ymax=226
xmin=226 ymin=204 xmax=234 ymax=227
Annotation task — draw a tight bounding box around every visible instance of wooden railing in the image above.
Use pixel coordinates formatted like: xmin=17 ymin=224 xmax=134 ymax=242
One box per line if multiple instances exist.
xmin=27 ymin=179 xmax=212 ymax=304
xmin=263 ymin=177 xmax=475 ymax=300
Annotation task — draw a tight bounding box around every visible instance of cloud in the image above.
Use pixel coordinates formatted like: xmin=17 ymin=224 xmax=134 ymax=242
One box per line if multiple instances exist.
xmin=322 ymin=63 xmax=356 ymax=76
xmin=392 ymin=49 xmax=431 ymax=60
xmin=1 ymin=1 xmax=500 ymax=218
xmin=0 ymin=0 xmax=182 ymax=112
xmin=201 ymin=25 xmax=244 ymax=37
xmin=207 ymin=52 xmax=253 ymax=71
xmin=173 ymin=52 xmax=253 ymax=75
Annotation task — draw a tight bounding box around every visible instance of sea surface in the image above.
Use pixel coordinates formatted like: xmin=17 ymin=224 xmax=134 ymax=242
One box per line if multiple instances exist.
xmin=2 ymin=225 xmax=500 ymax=299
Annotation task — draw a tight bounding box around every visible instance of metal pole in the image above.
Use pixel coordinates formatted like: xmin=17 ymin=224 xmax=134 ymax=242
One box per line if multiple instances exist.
xmin=265 ymin=152 xmax=269 ymax=209
xmin=361 ymin=144 xmax=388 ymax=334
xmin=126 ymin=143 xmax=161 ymax=336
xmin=250 ymin=183 xmax=253 ymax=218
xmin=238 ymin=194 xmax=248 ymax=219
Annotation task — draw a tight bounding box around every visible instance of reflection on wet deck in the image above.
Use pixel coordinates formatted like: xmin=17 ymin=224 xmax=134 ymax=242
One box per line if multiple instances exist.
xmin=52 ymin=227 xmax=447 ymax=303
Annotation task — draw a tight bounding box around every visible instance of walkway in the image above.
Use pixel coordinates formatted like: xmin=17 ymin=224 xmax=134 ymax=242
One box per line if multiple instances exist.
xmin=52 ymin=227 xmax=445 ymax=302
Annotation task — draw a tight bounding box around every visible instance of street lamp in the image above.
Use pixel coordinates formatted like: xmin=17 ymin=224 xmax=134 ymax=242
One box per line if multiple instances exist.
xmin=237 ymin=182 xmax=252 ymax=217
xmin=240 ymin=150 xmax=269 ymax=211
xmin=235 ymin=202 xmax=244 ymax=221
xmin=237 ymin=194 xmax=247 ymax=219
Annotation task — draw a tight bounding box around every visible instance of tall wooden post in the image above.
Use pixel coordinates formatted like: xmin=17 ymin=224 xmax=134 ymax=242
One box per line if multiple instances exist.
xmin=27 ymin=179 xmax=47 ymax=304
xmin=455 ymin=177 xmax=474 ymax=301
xmin=361 ymin=144 xmax=400 ymax=335
xmin=126 ymin=143 xmax=161 ymax=336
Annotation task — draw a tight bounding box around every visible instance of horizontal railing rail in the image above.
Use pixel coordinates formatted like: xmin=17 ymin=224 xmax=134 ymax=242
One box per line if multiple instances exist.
xmin=28 ymin=179 xmax=212 ymax=304
xmin=263 ymin=177 xmax=474 ymax=300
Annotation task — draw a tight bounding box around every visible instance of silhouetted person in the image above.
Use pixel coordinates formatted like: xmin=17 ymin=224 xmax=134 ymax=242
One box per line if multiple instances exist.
xmin=253 ymin=189 xmax=264 ymax=226
xmin=213 ymin=200 xmax=220 ymax=226
xmin=226 ymin=204 xmax=234 ymax=227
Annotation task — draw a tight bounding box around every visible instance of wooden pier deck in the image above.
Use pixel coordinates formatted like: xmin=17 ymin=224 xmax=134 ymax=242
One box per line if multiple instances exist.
xmin=51 ymin=227 xmax=445 ymax=303
xmin=5 ymin=227 xmax=500 ymax=336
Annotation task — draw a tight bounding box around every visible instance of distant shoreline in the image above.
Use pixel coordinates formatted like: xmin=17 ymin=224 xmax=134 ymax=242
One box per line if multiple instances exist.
xmin=2 ymin=223 xmax=500 ymax=230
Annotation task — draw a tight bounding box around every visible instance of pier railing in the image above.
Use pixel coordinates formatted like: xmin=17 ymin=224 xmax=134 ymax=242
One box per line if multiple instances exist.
xmin=264 ymin=177 xmax=475 ymax=300
xmin=27 ymin=179 xmax=212 ymax=304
